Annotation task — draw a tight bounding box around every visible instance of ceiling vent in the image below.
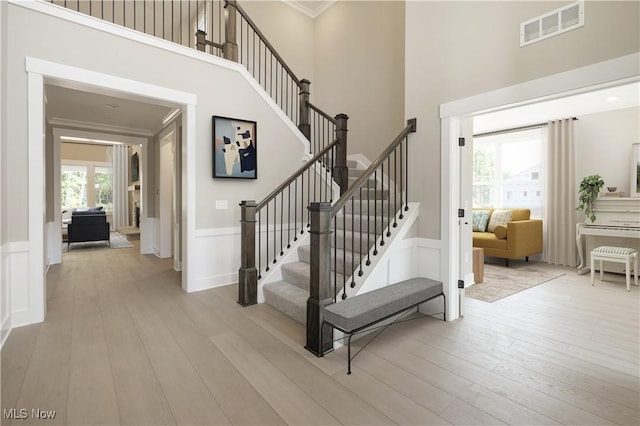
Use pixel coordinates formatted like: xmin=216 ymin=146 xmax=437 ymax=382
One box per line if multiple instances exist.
xmin=520 ymin=1 xmax=584 ymax=47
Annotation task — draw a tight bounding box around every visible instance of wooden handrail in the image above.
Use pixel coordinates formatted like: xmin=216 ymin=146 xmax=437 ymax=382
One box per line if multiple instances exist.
xmin=256 ymin=139 xmax=339 ymax=210
xmin=308 ymin=102 xmax=337 ymax=125
xmin=331 ymin=119 xmax=416 ymax=215
xmin=229 ymin=0 xmax=302 ymax=88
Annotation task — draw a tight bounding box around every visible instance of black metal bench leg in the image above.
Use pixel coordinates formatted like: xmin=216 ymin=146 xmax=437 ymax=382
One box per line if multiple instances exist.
xmin=347 ymin=334 xmax=353 ymax=375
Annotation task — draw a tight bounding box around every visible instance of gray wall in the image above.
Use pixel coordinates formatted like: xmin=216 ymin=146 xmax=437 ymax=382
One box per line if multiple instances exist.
xmin=313 ymin=0 xmax=406 ymax=162
xmin=4 ymin=2 xmax=309 ymax=241
xmin=406 ymin=1 xmax=640 ymax=238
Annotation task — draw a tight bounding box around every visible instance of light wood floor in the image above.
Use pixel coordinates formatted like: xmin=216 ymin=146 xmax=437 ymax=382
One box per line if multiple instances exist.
xmin=2 ymin=244 xmax=638 ymax=425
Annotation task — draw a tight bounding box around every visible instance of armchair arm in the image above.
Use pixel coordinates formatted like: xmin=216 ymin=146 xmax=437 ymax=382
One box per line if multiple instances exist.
xmin=506 ymin=219 xmax=543 ymax=258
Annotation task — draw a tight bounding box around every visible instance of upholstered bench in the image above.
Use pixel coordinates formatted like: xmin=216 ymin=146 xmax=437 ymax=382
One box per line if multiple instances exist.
xmin=591 ymin=246 xmax=638 ymax=291
xmin=322 ymin=277 xmax=445 ymax=374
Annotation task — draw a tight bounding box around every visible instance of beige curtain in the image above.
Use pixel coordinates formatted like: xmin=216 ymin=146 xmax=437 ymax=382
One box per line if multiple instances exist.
xmin=109 ymin=145 xmax=129 ymax=230
xmin=546 ymin=119 xmax=576 ymax=266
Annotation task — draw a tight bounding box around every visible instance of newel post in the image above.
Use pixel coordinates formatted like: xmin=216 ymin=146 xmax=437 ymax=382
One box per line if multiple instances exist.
xmin=298 ymin=79 xmax=311 ymax=142
xmin=335 ymin=113 xmax=349 ymax=195
xmin=224 ymin=0 xmax=239 ymax=62
xmin=305 ymin=202 xmax=334 ymax=356
xmin=238 ymin=200 xmax=257 ymax=306
xmin=195 ymin=30 xmax=207 ymax=52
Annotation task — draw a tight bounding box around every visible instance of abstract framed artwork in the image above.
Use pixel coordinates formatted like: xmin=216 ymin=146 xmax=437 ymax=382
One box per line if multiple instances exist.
xmin=212 ymin=116 xmax=257 ymax=179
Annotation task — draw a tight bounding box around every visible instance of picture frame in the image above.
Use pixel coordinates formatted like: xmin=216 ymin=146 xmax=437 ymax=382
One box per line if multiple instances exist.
xmin=130 ymin=152 xmax=139 ymax=183
xmin=631 ymin=143 xmax=640 ymax=197
xmin=212 ymin=115 xmax=257 ymax=179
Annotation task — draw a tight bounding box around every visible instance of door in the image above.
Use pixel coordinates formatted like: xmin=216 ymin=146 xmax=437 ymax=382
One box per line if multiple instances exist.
xmin=458 ymin=118 xmax=474 ymax=315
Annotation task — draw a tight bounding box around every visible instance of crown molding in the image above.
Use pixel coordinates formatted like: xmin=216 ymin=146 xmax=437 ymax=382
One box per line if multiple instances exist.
xmin=48 ymin=117 xmax=154 ymax=137
xmin=282 ymin=0 xmax=336 ymax=19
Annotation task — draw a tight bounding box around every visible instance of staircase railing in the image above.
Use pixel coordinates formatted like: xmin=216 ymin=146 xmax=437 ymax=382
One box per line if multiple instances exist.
xmin=48 ymin=0 xmax=337 ymax=157
xmin=238 ymin=115 xmax=349 ymax=306
xmin=306 ymin=119 xmax=417 ymax=356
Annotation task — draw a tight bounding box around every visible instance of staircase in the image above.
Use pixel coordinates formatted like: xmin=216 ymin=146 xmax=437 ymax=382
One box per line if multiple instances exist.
xmin=263 ymin=160 xmax=396 ymax=324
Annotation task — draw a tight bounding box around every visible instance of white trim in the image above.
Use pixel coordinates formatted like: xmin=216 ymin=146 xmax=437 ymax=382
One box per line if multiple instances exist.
xmin=26 ymin=59 xmax=198 ymax=326
xmin=282 ymin=0 xmax=336 ymax=19
xmin=440 ymin=53 xmax=640 ymax=118
xmin=27 ymin=71 xmax=46 ymax=326
xmin=14 ymin=0 xmax=309 ymax=154
xmin=49 ymin=118 xmax=154 ymax=137
xmin=183 ymin=104 xmax=197 ymax=292
xmin=439 ymin=54 xmax=640 ymax=321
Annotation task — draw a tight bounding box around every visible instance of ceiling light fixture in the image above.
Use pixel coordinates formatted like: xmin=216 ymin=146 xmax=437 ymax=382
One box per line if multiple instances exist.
xmin=105 ymin=103 xmax=120 ymax=110
xmin=605 ymin=96 xmax=619 ymax=103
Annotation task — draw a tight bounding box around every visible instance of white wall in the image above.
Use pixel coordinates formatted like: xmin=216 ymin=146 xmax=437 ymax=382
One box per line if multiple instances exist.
xmin=406 ymin=0 xmax=640 ymax=239
xmin=575 ymin=106 xmax=640 ymax=196
xmin=0 ymin=0 xmax=9 ymax=346
xmin=314 ymin=1 xmax=405 ymax=162
xmin=2 ymin=1 xmax=312 ymax=328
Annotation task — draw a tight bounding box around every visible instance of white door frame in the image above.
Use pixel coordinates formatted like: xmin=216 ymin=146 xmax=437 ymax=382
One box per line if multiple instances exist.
xmin=440 ymin=53 xmax=640 ymax=321
xmin=158 ymin=124 xmax=176 ymax=259
xmin=50 ymin=128 xmax=149 ymax=265
xmin=25 ymin=57 xmax=198 ymax=327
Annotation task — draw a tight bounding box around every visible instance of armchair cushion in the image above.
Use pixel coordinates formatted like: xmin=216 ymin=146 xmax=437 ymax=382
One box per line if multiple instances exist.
xmin=494 ymin=224 xmax=508 ymax=239
xmin=487 ymin=209 xmax=513 ymax=232
xmin=472 ymin=209 xmax=491 ymax=232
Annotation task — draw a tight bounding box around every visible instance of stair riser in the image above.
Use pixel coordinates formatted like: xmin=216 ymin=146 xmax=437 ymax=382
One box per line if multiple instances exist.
xmin=298 ymin=246 xmax=364 ymax=274
xmin=281 ymin=265 xmax=310 ymax=291
xmin=334 ymin=214 xmax=387 ymax=232
xmin=343 ymin=200 xmax=397 ymax=216
xmin=348 ymin=177 xmax=384 ymax=190
xmin=263 ymin=283 xmax=306 ymax=325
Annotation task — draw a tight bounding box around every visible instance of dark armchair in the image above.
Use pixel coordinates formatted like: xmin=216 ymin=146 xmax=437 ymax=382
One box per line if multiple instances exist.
xmin=67 ymin=211 xmax=110 ymax=250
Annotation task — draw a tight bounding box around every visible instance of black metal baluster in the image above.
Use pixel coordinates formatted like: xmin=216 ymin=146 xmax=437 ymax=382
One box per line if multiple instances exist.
xmin=112 ymin=0 xmax=115 ymax=23
xmin=386 ymin=156 xmax=391 ymax=237
xmin=273 ymin=197 xmax=277 ymax=264
xmin=333 ymin=216 xmax=337 ymax=303
xmin=380 ymin=163 xmax=385 ymax=246
xmin=342 ymin=209 xmax=347 ymax=299
xmin=350 ymin=197 xmax=355 ymax=288
xmin=359 ymin=187 xmax=364 ymax=276
xmin=287 ymin=184 xmax=291 ymax=249
xmin=399 ymin=141 xmax=404 ymax=220
xmin=294 ymin=179 xmax=298 ymax=241
xmin=393 ymin=148 xmax=398 ymax=227
xmin=300 ymin=172 xmax=305 ymax=234
xmin=280 ymin=190 xmax=284 ymax=256
xmin=405 ymin=136 xmax=409 ymax=211
xmin=373 ymin=170 xmax=378 ymax=256
xmin=307 ymin=168 xmax=310 ymax=228
xmin=265 ymin=203 xmax=270 ymax=272
xmin=258 ymin=210 xmax=262 ymax=279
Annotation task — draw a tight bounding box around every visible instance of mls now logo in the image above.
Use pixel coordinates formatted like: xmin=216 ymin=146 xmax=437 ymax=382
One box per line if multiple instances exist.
xmin=3 ymin=408 xmax=56 ymax=420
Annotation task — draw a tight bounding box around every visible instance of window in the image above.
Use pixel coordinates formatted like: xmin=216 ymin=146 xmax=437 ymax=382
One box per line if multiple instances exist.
xmin=473 ymin=128 xmax=544 ymax=219
xmin=94 ymin=166 xmax=113 ymax=210
xmin=61 ymin=164 xmax=88 ymax=209
xmin=61 ymin=162 xmax=112 ymax=211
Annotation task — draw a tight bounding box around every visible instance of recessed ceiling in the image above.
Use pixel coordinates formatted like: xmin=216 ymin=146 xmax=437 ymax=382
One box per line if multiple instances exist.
xmin=474 ymin=81 xmax=640 ymax=134
xmin=283 ymin=0 xmax=336 ymax=18
xmin=45 ymin=85 xmax=174 ymax=135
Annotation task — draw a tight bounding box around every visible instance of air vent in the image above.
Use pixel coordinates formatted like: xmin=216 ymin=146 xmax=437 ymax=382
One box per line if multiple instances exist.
xmin=520 ymin=1 xmax=584 ymax=47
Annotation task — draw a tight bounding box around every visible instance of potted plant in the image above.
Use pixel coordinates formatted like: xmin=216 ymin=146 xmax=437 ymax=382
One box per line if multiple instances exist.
xmin=576 ymin=174 xmax=604 ymax=223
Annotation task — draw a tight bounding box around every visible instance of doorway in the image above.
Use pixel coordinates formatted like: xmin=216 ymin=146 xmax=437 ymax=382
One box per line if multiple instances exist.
xmin=25 ymin=57 xmax=197 ymax=327
xmin=440 ymin=54 xmax=640 ymax=320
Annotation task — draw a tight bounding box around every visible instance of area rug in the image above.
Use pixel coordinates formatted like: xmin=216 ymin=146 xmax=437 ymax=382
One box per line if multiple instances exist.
xmin=63 ymin=232 xmax=134 ymax=252
xmin=466 ymin=263 xmax=565 ymax=302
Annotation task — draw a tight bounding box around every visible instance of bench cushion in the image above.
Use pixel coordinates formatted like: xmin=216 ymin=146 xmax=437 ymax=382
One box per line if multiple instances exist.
xmin=323 ymin=278 xmax=443 ymax=333
xmin=592 ymin=246 xmax=637 ymax=256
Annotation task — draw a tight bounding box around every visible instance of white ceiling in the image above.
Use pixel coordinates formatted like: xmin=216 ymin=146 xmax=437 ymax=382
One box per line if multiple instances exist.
xmin=45 ymin=85 xmax=174 ymax=135
xmin=474 ymin=81 xmax=640 ymax=134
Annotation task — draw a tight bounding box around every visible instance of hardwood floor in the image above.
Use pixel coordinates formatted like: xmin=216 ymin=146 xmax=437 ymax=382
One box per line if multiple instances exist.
xmin=2 ymin=245 xmax=638 ymax=425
